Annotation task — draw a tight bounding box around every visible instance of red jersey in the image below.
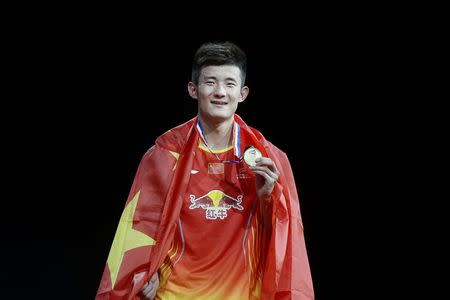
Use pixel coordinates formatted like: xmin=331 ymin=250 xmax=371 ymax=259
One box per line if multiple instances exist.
xmin=156 ymin=136 xmax=262 ymax=299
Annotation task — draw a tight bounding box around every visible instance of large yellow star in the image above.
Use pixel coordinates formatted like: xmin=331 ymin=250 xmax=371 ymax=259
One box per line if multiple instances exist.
xmin=107 ymin=191 xmax=156 ymax=288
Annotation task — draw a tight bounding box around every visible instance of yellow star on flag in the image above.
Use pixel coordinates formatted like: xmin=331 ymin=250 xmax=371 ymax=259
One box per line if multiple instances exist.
xmin=106 ymin=191 xmax=156 ymax=288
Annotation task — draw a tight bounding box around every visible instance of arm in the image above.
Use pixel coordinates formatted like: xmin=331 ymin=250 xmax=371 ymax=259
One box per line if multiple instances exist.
xmin=249 ymin=157 xmax=280 ymax=227
xmin=255 ymin=150 xmax=314 ymax=299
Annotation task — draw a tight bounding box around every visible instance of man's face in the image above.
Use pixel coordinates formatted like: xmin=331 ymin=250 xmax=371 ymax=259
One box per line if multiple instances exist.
xmin=189 ymin=65 xmax=249 ymax=124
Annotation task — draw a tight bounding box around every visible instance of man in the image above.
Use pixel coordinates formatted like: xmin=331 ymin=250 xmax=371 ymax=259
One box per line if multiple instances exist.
xmin=96 ymin=41 xmax=314 ymax=299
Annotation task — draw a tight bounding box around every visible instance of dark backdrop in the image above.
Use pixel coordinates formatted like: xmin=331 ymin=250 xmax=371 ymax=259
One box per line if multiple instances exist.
xmin=3 ymin=1 xmax=445 ymax=299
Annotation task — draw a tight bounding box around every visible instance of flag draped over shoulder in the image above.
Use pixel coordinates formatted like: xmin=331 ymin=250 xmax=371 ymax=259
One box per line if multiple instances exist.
xmin=96 ymin=115 xmax=314 ymax=300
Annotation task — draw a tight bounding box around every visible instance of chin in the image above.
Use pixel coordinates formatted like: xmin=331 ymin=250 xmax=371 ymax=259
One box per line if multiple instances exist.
xmin=203 ymin=111 xmax=234 ymax=123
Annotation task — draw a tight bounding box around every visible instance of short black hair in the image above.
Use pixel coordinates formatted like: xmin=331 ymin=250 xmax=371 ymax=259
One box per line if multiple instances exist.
xmin=191 ymin=41 xmax=247 ymax=86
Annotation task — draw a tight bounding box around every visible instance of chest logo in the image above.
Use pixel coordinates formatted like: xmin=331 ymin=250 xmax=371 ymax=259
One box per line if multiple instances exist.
xmin=189 ymin=190 xmax=243 ymax=220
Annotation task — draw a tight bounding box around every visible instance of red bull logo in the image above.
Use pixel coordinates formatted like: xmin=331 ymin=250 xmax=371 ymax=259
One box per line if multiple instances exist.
xmin=189 ymin=190 xmax=243 ymax=220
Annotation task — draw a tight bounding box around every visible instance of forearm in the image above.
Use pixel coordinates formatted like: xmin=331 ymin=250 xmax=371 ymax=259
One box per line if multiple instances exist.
xmin=259 ymin=194 xmax=273 ymax=233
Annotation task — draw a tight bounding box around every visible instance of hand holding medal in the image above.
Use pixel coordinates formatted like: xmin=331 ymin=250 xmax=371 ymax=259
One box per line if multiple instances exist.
xmin=245 ymin=146 xmax=280 ymax=201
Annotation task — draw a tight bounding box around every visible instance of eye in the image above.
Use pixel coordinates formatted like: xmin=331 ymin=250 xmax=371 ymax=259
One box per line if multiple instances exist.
xmin=205 ymin=81 xmax=215 ymax=85
xmin=227 ymin=82 xmax=236 ymax=87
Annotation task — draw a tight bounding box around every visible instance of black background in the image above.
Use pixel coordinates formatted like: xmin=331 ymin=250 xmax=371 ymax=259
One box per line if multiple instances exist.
xmin=2 ymin=1 xmax=446 ymax=299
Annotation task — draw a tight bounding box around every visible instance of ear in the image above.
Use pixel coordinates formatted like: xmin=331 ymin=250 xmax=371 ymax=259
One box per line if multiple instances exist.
xmin=238 ymin=86 xmax=250 ymax=103
xmin=188 ymin=82 xmax=198 ymax=99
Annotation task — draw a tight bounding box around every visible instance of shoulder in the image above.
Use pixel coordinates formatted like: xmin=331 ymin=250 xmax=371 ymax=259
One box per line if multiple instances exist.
xmin=266 ymin=140 xmax=287 ymax=159
xmin=248 ymin=125 xmax=288 ymax=160
xmin=138 ymin=117 xmax=196 ymax=163
xmin=154 ymin=118 xmax=196 ymax=152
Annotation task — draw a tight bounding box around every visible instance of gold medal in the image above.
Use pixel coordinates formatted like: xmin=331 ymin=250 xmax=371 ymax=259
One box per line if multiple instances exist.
xmin=243 ymin=146 xmax=262 ymax=167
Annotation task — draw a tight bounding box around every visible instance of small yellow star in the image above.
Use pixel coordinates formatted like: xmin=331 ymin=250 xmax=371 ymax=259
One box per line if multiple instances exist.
xmin=169 ymin=151 xmax=180 ymax=171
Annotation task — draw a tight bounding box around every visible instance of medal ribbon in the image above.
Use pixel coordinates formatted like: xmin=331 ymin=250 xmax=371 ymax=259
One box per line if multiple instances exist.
xmin=196 ymin=119 xmax=243 ymax=164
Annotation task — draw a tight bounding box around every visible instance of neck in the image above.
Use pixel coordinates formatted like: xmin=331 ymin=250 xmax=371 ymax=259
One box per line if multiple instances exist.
xmin=198 ymin=116 xmax=234 ymax=150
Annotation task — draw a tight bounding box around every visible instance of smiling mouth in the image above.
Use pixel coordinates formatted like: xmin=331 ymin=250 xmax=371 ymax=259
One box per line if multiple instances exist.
xmin=211 ymin=101 xmax=228 ymax=105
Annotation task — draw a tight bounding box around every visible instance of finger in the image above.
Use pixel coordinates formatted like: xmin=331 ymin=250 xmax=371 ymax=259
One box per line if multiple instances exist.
xmin=252 ymin=169 xmax=276 ymax=184
xmin=141 ymin=284 xmax=152 ymax=296
xmin=142 ymin=287 xmax=156 ymax=299
xmin=255 ymin=158 xmax=280 ymax=176
xmin=250 ymin=165 xmax=278 ymax=181
xmin=148 ymin=284 xmax=157 ymax=299
xmin=141 ymin=281 xmax=157 ymax=296
xmin=141 ymin=273 xmax=158 ymax=292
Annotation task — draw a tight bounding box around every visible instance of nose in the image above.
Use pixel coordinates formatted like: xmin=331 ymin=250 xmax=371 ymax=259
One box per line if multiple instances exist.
xmin=213 ymin=83 xmax=226 ymax=97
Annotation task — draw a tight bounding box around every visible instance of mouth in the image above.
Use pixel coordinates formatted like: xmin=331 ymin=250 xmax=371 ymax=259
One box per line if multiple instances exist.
xmin=210 ymin=100 xmax=228 ymax=106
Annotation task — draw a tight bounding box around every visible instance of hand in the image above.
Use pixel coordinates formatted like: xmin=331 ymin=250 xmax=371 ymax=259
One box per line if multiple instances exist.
xmin=250 ymin=157 xmax=280 ymax=201
xmin=138 ymin=273 xmax=159 ymax=300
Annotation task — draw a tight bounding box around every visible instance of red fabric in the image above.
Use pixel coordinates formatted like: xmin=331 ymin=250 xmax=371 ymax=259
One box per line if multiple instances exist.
xmin=96 ymin=115 xmax=314 ymax=299
xmin=156 ymin=144 xmax=259 ymax=299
